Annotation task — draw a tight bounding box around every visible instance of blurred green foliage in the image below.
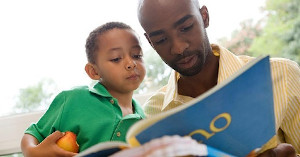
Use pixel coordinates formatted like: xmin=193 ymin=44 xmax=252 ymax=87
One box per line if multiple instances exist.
xmin=219 ymin=0 xmax=300 ymax=64
xmin=14 ymin=79 xmax=57 ymax=113
xmin=250 ymin=0 xmax=300 ymax=64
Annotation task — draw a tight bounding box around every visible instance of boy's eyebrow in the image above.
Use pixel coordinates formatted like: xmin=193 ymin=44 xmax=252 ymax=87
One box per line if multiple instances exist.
xmin=132 ymin=45 xmax=142 ymax=49
xmin=174 ymin=14 xmax=193 ymax=28
xmin=108 ymin=45 xmax=141 ymax=53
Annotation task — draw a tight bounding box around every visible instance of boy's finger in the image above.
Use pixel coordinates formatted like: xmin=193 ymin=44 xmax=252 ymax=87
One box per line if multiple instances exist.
xmin=45 ymin=131 xmax=65 ymax=143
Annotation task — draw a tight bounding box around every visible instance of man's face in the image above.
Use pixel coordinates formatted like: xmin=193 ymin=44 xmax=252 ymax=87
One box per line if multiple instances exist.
xmin=139 ymin=0 xmax=211 ymax=76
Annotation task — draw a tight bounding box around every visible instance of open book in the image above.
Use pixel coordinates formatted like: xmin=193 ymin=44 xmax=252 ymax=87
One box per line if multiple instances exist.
xmin=77 ymin=55 xmax=275 ymax=157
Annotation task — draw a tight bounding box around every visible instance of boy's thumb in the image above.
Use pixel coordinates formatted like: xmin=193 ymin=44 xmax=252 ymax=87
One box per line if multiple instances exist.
xmin=47 ymin=131 xmax=65 ymax=143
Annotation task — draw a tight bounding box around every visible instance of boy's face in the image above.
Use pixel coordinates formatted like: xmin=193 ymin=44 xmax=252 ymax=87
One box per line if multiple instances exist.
xmin=94 ymin=28 xmax=146 ymax=94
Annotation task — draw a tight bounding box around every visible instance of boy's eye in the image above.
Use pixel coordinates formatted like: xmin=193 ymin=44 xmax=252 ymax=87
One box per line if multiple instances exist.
xmin=133 ymin=54 xmax=143 ymax=59
xmin=180 ymin=24 xmax=193 ymax=32
xmin=154 ymin=37 xmax=167 ymax=45
xmin=110 ymin=58 xmax=121 ymax=62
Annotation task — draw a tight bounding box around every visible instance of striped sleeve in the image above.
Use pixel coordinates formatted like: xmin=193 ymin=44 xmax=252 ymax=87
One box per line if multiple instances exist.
xmin=271 ymin=59 xmax=300 ymax=153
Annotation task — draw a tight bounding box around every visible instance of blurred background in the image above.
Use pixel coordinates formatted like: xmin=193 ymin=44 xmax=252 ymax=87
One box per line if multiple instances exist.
xmin=1 ymin=0 xmax=299 ymax=156
xmin=0 ymin=0 xmax=299 ymax=118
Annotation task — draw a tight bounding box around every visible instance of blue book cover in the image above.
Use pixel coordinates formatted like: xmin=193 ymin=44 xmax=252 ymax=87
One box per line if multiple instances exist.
xmin=127 ymin=55 xmax=275 ymax=156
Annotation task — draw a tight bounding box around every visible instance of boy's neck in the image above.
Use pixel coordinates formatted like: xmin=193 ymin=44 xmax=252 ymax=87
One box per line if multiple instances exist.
xmin=107 ymin=90 xmax=134 ymax=116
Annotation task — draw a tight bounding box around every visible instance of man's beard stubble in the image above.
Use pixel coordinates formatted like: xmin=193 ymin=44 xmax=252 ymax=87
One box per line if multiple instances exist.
xmin=168 ymin=49 xmax=206 ymax=76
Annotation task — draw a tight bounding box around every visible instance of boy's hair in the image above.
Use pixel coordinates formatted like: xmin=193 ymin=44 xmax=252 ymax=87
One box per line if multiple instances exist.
xmin=85 ymin=22 xmax=133 ymax=64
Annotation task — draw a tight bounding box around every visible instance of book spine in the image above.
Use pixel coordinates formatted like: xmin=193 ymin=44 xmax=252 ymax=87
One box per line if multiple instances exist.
xmin=206 ymin=146 xmax=236 ymax=157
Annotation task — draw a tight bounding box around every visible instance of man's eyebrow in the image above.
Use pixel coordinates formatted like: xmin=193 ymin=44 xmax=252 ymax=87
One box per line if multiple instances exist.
xmin=148 ymin=15 xmax=193 ymax=38
xmin=174 ymin=15 xmax=193 ymax=28
xmin=109 ymin=47 xmax=122 ymax=52
xmin=149 ymin=30 xmax=164 ymax=38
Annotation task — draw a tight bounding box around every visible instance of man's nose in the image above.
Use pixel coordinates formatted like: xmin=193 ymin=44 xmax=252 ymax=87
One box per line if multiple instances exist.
xmin=170 ymin=38 xmax=189 ymax=55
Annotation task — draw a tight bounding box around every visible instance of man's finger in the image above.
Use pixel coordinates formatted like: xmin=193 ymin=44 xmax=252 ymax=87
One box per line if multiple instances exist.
xmin=257 ymin=143 xmax=296 ymax=157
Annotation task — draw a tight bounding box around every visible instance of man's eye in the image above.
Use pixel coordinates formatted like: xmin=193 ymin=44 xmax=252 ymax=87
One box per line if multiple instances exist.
xmin=110 ymin=58 xmax=121 ymax=62
xmin=154 ymin=37 xmax=167 ymax=45
xmin=181 ymin=24 xmax=193 ymax=32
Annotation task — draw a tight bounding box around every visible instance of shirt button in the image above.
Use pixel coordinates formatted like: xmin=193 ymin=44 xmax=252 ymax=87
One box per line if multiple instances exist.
xmin=116 ymin=132 xmax=121 ymax=137
xmin=110 ymin=99 xmax=114 ymax=104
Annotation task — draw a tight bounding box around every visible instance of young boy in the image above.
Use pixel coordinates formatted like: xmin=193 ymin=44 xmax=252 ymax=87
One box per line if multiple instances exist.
xmin=21 ymin=22 xmax=146 ymax=156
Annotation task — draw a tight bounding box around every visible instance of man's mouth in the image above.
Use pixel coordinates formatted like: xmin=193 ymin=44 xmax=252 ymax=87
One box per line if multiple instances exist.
xmin=176 ymin=54 xmax=197 ymax=69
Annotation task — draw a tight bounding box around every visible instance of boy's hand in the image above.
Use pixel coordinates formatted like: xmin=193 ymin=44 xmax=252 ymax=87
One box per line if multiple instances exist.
xmin=22 ymin=131 xmax=77 ymax=157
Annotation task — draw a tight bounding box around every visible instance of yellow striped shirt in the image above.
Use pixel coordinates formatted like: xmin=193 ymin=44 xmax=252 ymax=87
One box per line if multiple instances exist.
xmin=143 ymin=44 xmax=300 ymax=153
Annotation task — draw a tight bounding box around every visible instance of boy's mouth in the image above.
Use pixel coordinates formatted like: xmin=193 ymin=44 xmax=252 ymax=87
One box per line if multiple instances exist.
xmin=126 ymin=74 xmax=139 ymax=80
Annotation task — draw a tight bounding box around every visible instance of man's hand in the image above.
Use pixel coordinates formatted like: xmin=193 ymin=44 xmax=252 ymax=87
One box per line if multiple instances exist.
xmin=110 ymin=135 xmax=208 ymax=157
xmin=257 ymin=143 xmax=297 ymax=157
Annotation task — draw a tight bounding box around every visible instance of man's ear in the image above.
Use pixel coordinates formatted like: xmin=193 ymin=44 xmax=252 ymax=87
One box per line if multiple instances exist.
xmin=144 ymin=33 xmax=154 ymax=48
xmin=200 ymin=5 xmax=209 ymax=28
xmin=85 ymin=63 xmax=101 ymax=80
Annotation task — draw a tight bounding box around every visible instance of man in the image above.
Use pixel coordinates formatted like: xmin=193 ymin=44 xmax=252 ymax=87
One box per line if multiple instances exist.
xmin=137 ymin=0 xmax=300 ymax=156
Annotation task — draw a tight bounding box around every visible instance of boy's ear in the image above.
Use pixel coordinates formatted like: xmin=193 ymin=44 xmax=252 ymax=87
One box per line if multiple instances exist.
xmin=85 ymin=63 xmax=101 ymax=80
xmin=144 ymin=33 xmax=154 ymax=48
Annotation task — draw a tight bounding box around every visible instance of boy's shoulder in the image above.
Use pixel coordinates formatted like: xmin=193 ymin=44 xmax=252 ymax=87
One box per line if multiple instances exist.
xmin=53 ymin=85 xmax=99 ymax=105
xmin=60 ymin=85 xmax=90 ymax=97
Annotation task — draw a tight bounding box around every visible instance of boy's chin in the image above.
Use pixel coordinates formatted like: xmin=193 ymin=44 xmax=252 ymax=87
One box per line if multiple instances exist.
xmin=124 ymin=84 xmax=141 ymax=92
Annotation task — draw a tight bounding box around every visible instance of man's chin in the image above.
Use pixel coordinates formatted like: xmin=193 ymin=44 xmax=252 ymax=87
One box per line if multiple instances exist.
xmin=176 ymin=68 xmax=202 ymax=77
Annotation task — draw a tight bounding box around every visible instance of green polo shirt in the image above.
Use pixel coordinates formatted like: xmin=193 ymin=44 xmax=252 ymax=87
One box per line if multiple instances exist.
xmin=25 ymin=82 xmax=145 ymax=152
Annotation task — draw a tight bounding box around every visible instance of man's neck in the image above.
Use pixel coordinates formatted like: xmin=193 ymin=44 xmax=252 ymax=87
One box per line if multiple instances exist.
xmin=178 ymin=54 xmax=219 ymax=98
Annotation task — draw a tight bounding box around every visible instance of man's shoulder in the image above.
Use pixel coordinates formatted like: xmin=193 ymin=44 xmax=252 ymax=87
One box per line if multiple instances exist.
xmin=237 ymin=55 xmax=299 ymax=72
xmin=237 ymin=55 xmax=255 ymax=64
xmin=268 ymin=58 xmax=300 ymax=91
xmin=269 ymin=57 xmax=300 ymax=73
xmin=270 ymin=57 xmax=299 ymax=66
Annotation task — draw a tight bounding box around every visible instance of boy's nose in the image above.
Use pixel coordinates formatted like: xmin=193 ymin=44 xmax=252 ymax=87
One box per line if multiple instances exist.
xmin=126 ymin=60 xmax=137 ymax=70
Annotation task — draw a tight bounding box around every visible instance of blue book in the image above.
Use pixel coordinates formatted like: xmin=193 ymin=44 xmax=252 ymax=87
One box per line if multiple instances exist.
xmin=77 ymin=56 xmax=275 ymax=157
xmin=127 ymin=55 xmax=275 ymax=156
